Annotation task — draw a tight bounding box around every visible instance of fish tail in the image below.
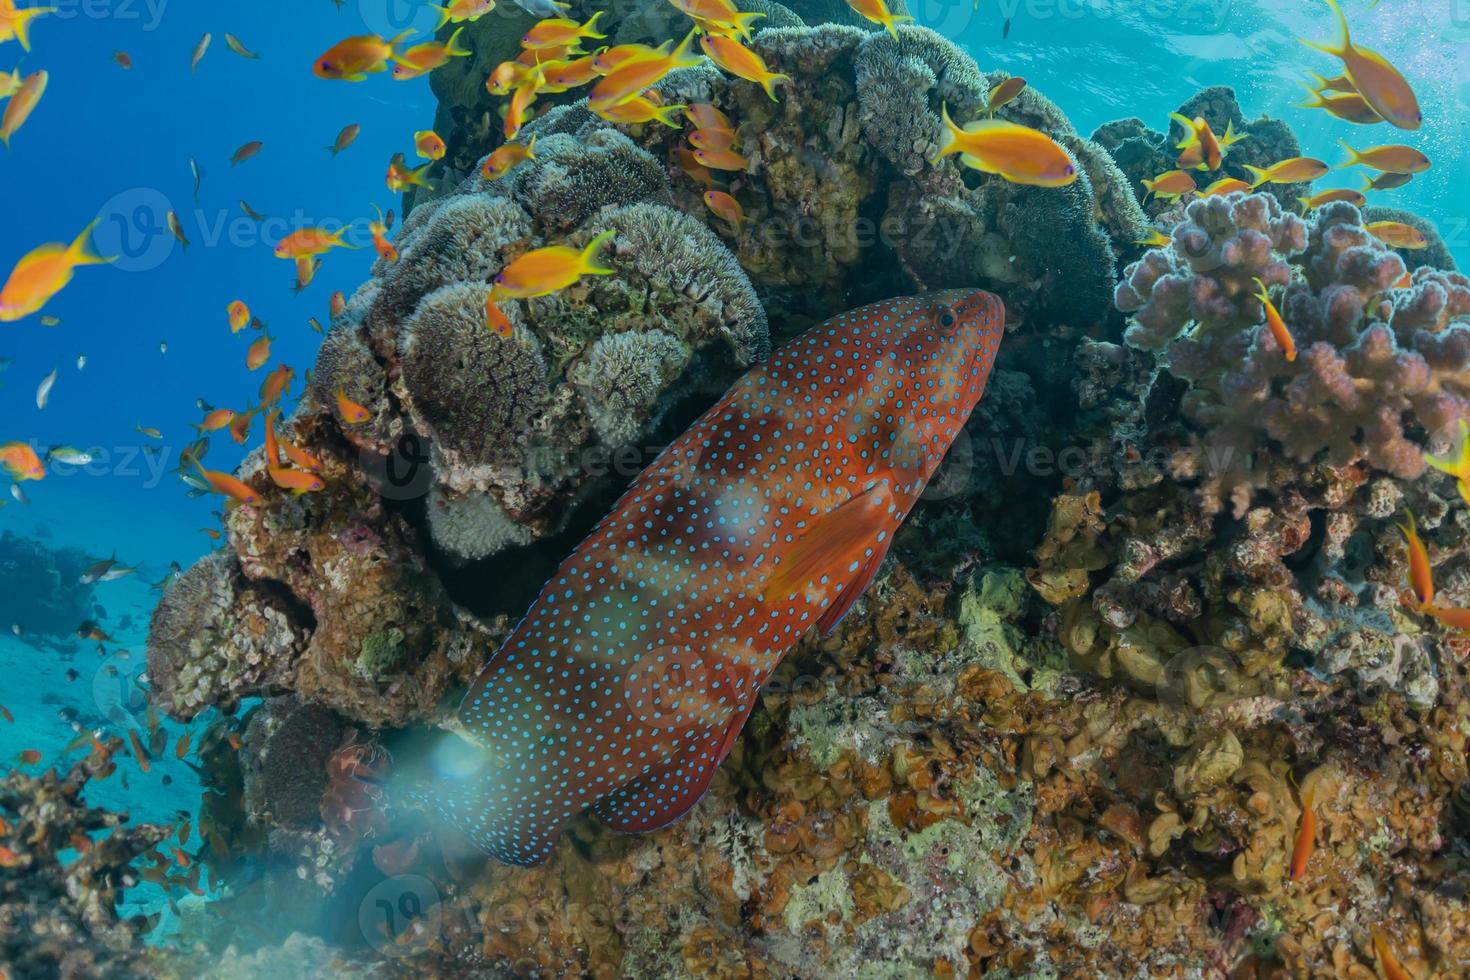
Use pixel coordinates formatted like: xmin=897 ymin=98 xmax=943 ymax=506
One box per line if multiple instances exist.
xmin=731 ymin=11 xmax=766 ymax=39
xmin=446 ymin=26 xmax=471 ymax=57
xmin=430 ymin=4 xmax=452 ymax=30
xmin=652 ymin=103 xmax=687 ymax=128
xmin=759 ymin=71 xmax=790 ymax=102
xmin=578 ymin=229 xmax=617 ymax=275
xmin=1295 ymin=83 xmax=1325 ymax=109
xmin=930 ymin=103 xmax=961 ymax=164
xmin=331 ymin=227 xmax=362 ymax=251
xmin=1300 ymin=0 xmax=1349 ymax=57
xmin=1338 ymin=138 xmax=1362 ymax=168
xmin=1243 ymin=164 xmax=1269 ymax=189
xmin=69 ymin=218 xmax=114 ymax=266
xmin=14 ymin=8 xmax=50 ymax=52
xmin=1167 ymin=112 xmax=1199 ymax=149
xmin=670 ymin=28 xmax=703 ymax=68
xmin=385 ymin=28 xmax=417 ymax=65
xmin=1360 ymin=173 xmax=1375 ymax=192
xmin=581 ymin=11 xmax=607 ymax=39
xmin=526 ymin=134 xmax=538 ymax=159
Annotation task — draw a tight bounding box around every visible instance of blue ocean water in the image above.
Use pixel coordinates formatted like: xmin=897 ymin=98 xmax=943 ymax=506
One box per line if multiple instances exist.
xmin=0 ymin=0 xmax=1465 ymax=934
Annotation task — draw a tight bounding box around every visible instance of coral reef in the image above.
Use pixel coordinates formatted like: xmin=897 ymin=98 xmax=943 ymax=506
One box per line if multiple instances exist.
xmin=0 ymin=530 xmax=97 ymax=643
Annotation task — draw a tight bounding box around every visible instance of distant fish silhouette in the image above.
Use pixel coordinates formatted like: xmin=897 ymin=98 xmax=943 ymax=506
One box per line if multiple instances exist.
xmin=437 ymin=290 xmax=1007 ymax=865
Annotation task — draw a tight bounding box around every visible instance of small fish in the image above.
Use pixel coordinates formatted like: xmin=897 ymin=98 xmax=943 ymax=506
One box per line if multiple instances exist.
xmin=513 ymin=0 xmax=572 ymax=16
xmin=1424 ymin=419 xmax=1470 ymax=507
xmin=984 ymin=76 xmax=1026 ymax=116
xmin=431 ymin=0 xmax=497 ymax=24
xmin=482 ymin=136 xmax=537 ymax=181
xmin=0 ymin=219 xmax=111 ymax=322
xmin=692 ymin=146 xmax=748 ymax=172
xmin=246 ymin=334 xmax=273 ymax=371
xmin=1169 ymin=113 xmax=1245 ymax=172
xmin=80 ymin=557 xmax=115 ymax=585
xmin=1140 ymin=169 xmax=1197 ymax=202
xmin=700 ymin=33 xmax=790 ymax=102
xmin=114 ymin=50 xmax=133 ymax=70
xmin=369 ymin=206 xmax=399 ymax=263
xmin=673 ymin=147 xmax=716 ymax=188
xmin=191 ymin=32 xmax=212 ymax=74
xmin=387 ymin=152 xmax=434 ymax=192
xmin=17 ymin=749 xmax=40 ymax=765
xmin=1397 ymin=509 xmax=1434 ymax=610
xmin=703 ymin=190 xmax=744 ymax=232
xmin=0 ymin=704 xmax=10 ymax=722
xmin=391 ymin=27 xmax=472 ymax=80
xmin=1300 ymin=0 xmax=1421 ymax=130
xmin=194 ymin=461 xmax=261 ymax=505
xmin=35 ymin=367 xmax=56 ymax=409
xmin=1338 ymin=140 xmax=1430 ymax=174
xmin=485 ymin=294 xmax=515 ymax=337
xmin=1002 ymin=16 xmax=1011 ymax=39
xmin=589 ymin=31 xmax=703 ymax=111
xmin=308 ymin=316 xmax=325 ymax=334
xmin=224 ymin=33 xmax=258 ymax=59
xmin=669 ymin=0 xmax=763 ymax=39
xmin=239 ymin=199 xmax=267 ymax=221
xmin=1201 ymin=176 xmax=1251 ymax=198
xmin=128 ymin=728 xmax=151 ymax=773
xmin=491 ymin=230 xmax=616 ymax=301
xmin=1298 ymin=86 xmax=1382 ymax=125
xmin=189 ymin=157 xmax=203 ymax=201
xmin=1371 ymin=929 xmax=1411 ymax=980
xmin=159 ymin=340 xmax=169 ymax=355
xmin=687 ymin=127 xmax=736 ymax=151
xmin=541 ymin=53 xmax=603 ymax=92
xmin=1251 ymin=277 xmax=1296 ymax=361
xmin=335 ymin=390 xmax=373 ymax=425
xmin=196 ymin=408 xmax=236 ymax=433
xmin=0 ymin=845 xmax=18 ymax=868
xmin=231 ymin=140 xmax=264 ymax=166
xmin=259 ymin=364 xmax=294 ymax=404
xmin=414 ymin=129 xmax=446 ymax=161
xmin=227 ymin=300 xmax=251 ymax=333
xmin=314 ymin=32 xmax=413 ymax=82
xmin=934 ymin=105 xmax=1078 ymax=187
xmin=294 ymin=255 xmax=320 ymax=294
xmin=1134 ymin=229 xmax=1172 ymax=248
xmin=1243 ymin=157 xmax=1329 ymax=188
xmin=46 ymin=445 xmax=93 ymax=466
xmin=486 ymin=59 xmax=533 ymax=96
xmin=521 ymin=11 xmax=605 ymax=50
xmin=269 ymin=465 xmax=326 ymax=494
xmin=101 ymin=563 xmax=137 ymax=582
xmin=330 ymin=291 xmax=346 ymax=318
xmin=845 ymin=0 xmax=911 ymax=40
xmin=1362 ymin=171 xmax=1414 ymax=191
xmin=278 ymin=425 xmax=324 ymax=473
xmin=0 ymin=442 xmax=43 ymax=482
xmin=595 ymin=93 xmax=686 ymax=127
xmin=168 ymin=211 xmax=191 ymax=251
xmin=327 ymin=123 xmax=361 ymax=157
xmin=1297 ymin=187 xmax=1367 ymax=210
xmin=1366 ymin=220 xmax=1427 ymax=250
xmin=10 ymin=483 xmax=27 ymax=505
xmin=0 ymin=69 xmax=46 ymax=148
xmin=274 ymin=226 xmax=354 ymax=259
xmin=502 ymin=84 xmax=538 ymax=140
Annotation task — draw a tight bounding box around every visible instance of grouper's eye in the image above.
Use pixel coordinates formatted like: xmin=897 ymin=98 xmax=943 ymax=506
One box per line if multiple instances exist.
xmin=939 ymin=311 xmax=956 ymax=328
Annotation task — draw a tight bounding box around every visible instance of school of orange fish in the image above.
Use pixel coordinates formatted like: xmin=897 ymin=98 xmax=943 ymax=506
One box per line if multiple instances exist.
xmin=0 ymin=0 xmax=1451 ymax=963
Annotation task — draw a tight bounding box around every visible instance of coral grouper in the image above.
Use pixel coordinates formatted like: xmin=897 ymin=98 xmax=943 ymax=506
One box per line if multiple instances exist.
xmin=441 ymin=290 xmax=1006 ymax=865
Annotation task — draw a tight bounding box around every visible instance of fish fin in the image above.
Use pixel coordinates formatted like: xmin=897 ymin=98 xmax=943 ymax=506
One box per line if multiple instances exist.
xmin=591 ymin=703 xmax=755 ymax=834
xmin=760 ymin=71 xmax=790 ymax=102
xmin=14 ymin=7 xmax=46 ymax=52
xmin=670 ymin=28 xmax=703 ymax=68
xmin=578 ymin=229 xmax=617 ymax=275
xmin=763 ymin=484 xmax=892 ymax=605
xmin=1242 ymin=164 xmax=1269 ymax=189
xmin=1337 ymin=138 xmax=1363 ymax=168
xmin=526 ymin=134 xmax=538 ymax=158
xmin=430 ymin=4 xmax=452 ymax=29
xmin=68 ymin=218 xmax=114 ymax=266
xmin=816 ymin=548 xmax=885 ymax=637
xmin=446 ymin=26 xmax=471 ymax=57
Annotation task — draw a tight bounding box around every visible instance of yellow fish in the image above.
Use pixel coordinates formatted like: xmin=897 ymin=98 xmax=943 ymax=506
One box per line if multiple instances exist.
xmin=414 ymin=129 xmax=447 ymax=161
xmin=227 ymin=300 xmax=250 ymax=333
xmin=1365 ymin=220 xmax=1427 ymax=250
xmin=1424 ymin=419 xmax=1470 ymax=508
xmin=588 ymin=30 xmax=702 ymax=110
xmin=1134 ymin=229 xmax=1172 ymax=248
xmin=1201 ymin=176 xmax=1251 ymax=197
xmin=431 ymin=0 xmax=496 ymax=26
xmin=933 ymin=105 xmax=1078 ymax=187
xmin=0 ymin=68 xmax=46 ymax=147
xmin=1298 ymin=86 xmax=1381 ymax=125
xmin=1300 ymin=0 xmax=1420 ymax=130
xmin=391 ymin=27 xmax=472 ymax=80
xmin=984 ymin=76 xmax=1026 ymax=116
xmin=0 ymin=1 xmax=52 ymax=52
xmin=1297 ymin=187 xmax=1366 ymax=210
xmin=481 ymin=136 xmax=537 ymax=181
xmin=335 ymin=390 xmax=373 ymax=425
xmin=594 ymin=92 xmax=685 ymax=127
xmin=700 ymin=33 xmax=790 ymax=101
xmin=313 ymin=32 xmax=412 ymax=82
xmin=1252 ymin=277 xmax=1296 ymax=362
xmin=703 ymin=190 xmax=744 ymax=232
xmin=1141 ymin=169 xmax=1197 ymax=202
xmin=845 ymin=0 xmax=911 ymax=40
xmin=490 ymin=229 xmax=616 ymax=300
xmin=521 ymin=12 xmax=605 ymax=51
xmin=0 ymin=67 xmax=21 ymax=98
xmin=0 ymin=219 xmax=112 ymax=322
xmin=387 ymin=152 xmax=434 ymax=192
xmin=1338 ymin=140 xmax=1430 ymax=174
xmin=1243 ymin=157 xmax=1329 ymax=188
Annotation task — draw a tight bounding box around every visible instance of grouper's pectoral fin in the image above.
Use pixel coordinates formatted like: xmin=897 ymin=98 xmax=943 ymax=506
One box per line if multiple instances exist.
xmin=591 ymin=697 xmax=758 ymax=834
xmin=762 ymin=483 xmax=893 ymax=608
xmin=816 ymin=548 xmax=886 ymax=637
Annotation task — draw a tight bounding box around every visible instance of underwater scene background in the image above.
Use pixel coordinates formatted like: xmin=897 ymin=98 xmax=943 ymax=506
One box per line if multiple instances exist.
xmin=2 ymin=0 xmax=1470 ymax=976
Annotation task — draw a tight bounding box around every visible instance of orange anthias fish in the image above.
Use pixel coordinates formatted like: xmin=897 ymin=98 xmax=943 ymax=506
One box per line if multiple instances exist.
xmin=669 ymin=0 xmax=764 ymax=39
xmin=387 ymin=152 xmax=434 ymax=193
xmin=0 ymin=218 xmax=112 ymax=322
xmin=481 ymin=136 xmax=537 ymax=181
xmin=0 ymin=441 xmax=45 ymax=481
xmin=934 ymin=105 xmax=1077 ymax=188
xmin=414 ymin=129 xmax=447 ymax=161
xmin=1288 ymin=779 xmax=1315 ymax=880
xmin=485 ymin=294 xmax=514 ymax=337
xmin=1169 ymin=113 xmax=1246 ymax=172
xmin=846 ymin=0 xmax=911 ymax=40
xmin=259 ymin=364 xmax=294 ymax=404
xmin=195 ymin=462 xmax=260 ymax=506
xmin=245 ymin=334 xmax=273 ymax=371
xmin=278 ymin=426 xmax=323 ymax=473
xmin=231 ymin=140 xmax=264 ymax=165
xmin=196 ymin=408 xmax=235 ymax=433
xmin=313 ymin=32 xmax=412 ymax=82
xmin=587 ymin=30 xmax=702 ymax=110
xmin=0 ymin=68 xmax=46 ymax=147
xmin=370 ymin=205 xmax=398 ymax=262
xmin=1339 ymin=141 xmax=1430 ymax=174
xmin=1141 ymin=169 xmax=1198 ymax=202
xmin=227 ymin=300 xmax=250 ymax=333
xmin=1397 ymin=509 xmax=1434 ymax=610
xmin=1372 ymin=929 xmax=1411 ymax=980
xmin=700 ymin=33 xmax=790 ymax=102
xmin=703 ymin=190 xmax=744 ymax=232
xmin=274 ymin=227 xmax=354 ymax=260
xmin=1244 ymin=157 xmax=1330 ymax=188
xmin=521 ymin=11 xmax=605 ymax=51
xmin=1298 ymin=187 xmax=1367 ymax=210
xmin=1301 ymin=0 xmax=1421 ymax=130
xmin=268 ymin=465 xmax=325 ymax=495
xmin=490 ymin=230 xmax=616 ymax=300
xmin=334 ymin=391 xmax=373 ymax=425
xmin=432 ymin=0 xmax=496 ymax=25
xmin=391 ymin=27 xmax=472 ymax=80
xmin=127 ymin=728 xmax=151 ymax=773
xmin=595 ymin=92 xmax=685 ymax=127
xmin=435 ymin=290 xmax=1005 ymax=864
xmin=1366 ymin=220 xmax=1427 ymax=250
xmin=1251 ymin=277 xmax=1296 ymax=361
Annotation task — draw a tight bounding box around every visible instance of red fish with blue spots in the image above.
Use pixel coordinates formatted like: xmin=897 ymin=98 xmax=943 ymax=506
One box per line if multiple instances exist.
xmin=440 ymin=289 xmax=1006 ymax=865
